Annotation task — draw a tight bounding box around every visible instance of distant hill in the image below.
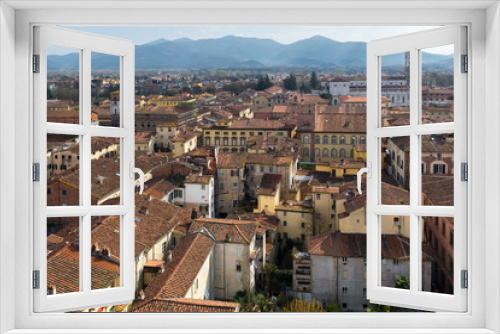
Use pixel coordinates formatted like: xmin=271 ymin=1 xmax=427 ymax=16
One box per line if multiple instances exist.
xmin=47 ymin=35 xmax=453 ymax=71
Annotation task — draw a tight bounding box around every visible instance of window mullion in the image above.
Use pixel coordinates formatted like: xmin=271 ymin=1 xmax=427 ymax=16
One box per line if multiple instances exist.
xmin=409 ymin=46 xmax=420 ymax=295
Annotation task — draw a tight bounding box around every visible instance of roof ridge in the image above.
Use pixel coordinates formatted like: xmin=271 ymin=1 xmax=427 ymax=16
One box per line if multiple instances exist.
xmin=233 ymin=224 xmax=250 ymax=244
xmin=152 ymin=232 xmax=206 ymax=300
xmin=309 ymin=232 xmax=334 ymax=253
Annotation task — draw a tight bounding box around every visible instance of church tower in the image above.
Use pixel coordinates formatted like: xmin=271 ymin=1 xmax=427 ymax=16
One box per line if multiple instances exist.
xmin=110 ymin=90 xmax=120 ymax=127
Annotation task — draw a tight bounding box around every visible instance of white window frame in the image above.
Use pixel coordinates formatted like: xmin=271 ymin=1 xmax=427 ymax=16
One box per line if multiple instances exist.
xmin=366 ymin=26 xmax=467 ymax=312
xmin=33 ymin=26 xmax=136 ymax=313
xmin=0 ymin=2 xmax=497 ymax=334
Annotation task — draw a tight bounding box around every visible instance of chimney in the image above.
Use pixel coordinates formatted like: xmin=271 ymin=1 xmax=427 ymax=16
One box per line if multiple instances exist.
xmin=167 ymin=250 xmax=173 ymax=263
xmin=138 ymin=289 xmax=145 ymax=300
xmin=102 ymin=247 xmax=110 ymax=258
xmin=146 ymin=194 xmax=152 ymax=201
xmin=48 ymin=285 xmax=57 ymax=295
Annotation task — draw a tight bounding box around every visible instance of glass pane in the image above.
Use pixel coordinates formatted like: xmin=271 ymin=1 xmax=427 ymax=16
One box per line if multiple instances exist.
xmin=91 ymin=215 xmax=121 ymax=290
xmin=380 ymin=52 xmax=410 ymax=127
xmin=91 ymin=52 xmax=121 ymax=127
xmin=421 ymin=133 xmax=454 ymax=206
xmin=421 ymin=45 xmax=454 ymax=123
xmin=91 ymin=137 xmax=121 ymax=205
xmin=380 ymin=215 xmax=410 ymax=289
xmin=47 ymin=134 xmax=80 ymax=206
xmin=47 ymin=216 xmax=81 ymax=295
xmin=381 ymin=136 xmax=410 ymax=204
xmin=47 ymin=45 xmax=80 ymax=124
xmin=421 ymin=216 xmax=454 ymax=295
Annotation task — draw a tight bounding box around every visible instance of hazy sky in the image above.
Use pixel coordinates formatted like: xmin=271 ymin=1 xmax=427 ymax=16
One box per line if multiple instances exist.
xmin=50 ymin=26 xmax=453 ymax=55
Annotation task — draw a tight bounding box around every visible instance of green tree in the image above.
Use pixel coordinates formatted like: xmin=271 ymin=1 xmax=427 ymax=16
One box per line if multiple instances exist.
xmin=366 ymin=303 xmax=391 ymax=312
xmin=395 ymin=275 xmax=410 ymax=290
xmin=283 ymin=74 xmax=298 ymax=91
xmin=181 ymin=86 xmax=191 ymax=93
xmin=205 ymin=86 xmax=216 ymax=95
xmin=256 ymin=75 xmax=273 ymax=91
xmin=300 ymin=82 xmax=311 ymax=94
xmin=233 ymin=290 xmax=274 ymax=312
xmin=326 ymin=302 xmax=343 ymax=312
xmin=91 ymin=79 xmax=103 ymax=102
xmin=192 ymin=86 xmax=203 ymax=95
xmin=310 ymin=71 xmax=320 ymax=90
xmin=283 ymin=298 xmax=324 ymax=312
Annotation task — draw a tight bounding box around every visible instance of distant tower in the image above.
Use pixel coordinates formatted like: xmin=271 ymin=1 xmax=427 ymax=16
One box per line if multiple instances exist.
xmin=404 ymin=52 xmax=410 ymax=83
xmin=110 ymin=90 xmax=120 ymax=127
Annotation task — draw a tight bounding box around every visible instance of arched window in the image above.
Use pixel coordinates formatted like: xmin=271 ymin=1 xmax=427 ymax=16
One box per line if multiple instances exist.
xmin=351 ymin=136 xmax=357 ymax=145
xmin=323 ymin=135 xmax=328 ymax=144
xmin=315 ymin=148 xmax=320 ymax=157
xmin=315 ymin=136 xmax=320 ymax=144
xmin=331 ymin=149 xmax=337 ymax=158
xmin=303 ymin=135 xmax=309 ymax=144
xmin=360 ymin=136 xmax=366 ymax=145
xmin=350 ymin=149 xmax=354 ymax=158
xmin=397 ymin=156 xmax=401 ymax=166
xmin=331 ymin=136 xmax=337 ymax=144
xmin=340 ymin=149 xmax=346 ymax=158
xmin=340 ymin=136 xmax=346 ymax=144
xmin=323 ymin=149 xmax=328 ymax=157
xmin=303 ymin=148 xmax=310 ymax=157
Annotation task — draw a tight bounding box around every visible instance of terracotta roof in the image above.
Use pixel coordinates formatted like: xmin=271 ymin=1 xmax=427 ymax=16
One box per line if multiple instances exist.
xmin=246 ymin=152 xmax=296 ymax=166
xmin=185 ymin=174 xmax=213 ymax=185
xmin=47 ymin=100 xmax=75 ymax=108
xmin=58 ymin=155 xmax=169 ymax=200
xmin=216 ymin=152 xmax=247 ymax=169
xmin=132 ymin=232 xmax=215 ymax=306
xmin=312 ymin=186 xmax=340 ymax=194
xmin=47 ymin=244 xmax=119 ymax=294
xmin=272 ymin=105 xmax=287 ymax=113
xmin=330 ymin=161 xmax=366 ymax=169
xmin=308 ymin=232 xmax=431 ymax=261
xmin=228 ymin=119 xmax=294 ymax=130
xmin=135 ymin=131 xmax=156 ymax=144
xmin=143 ymin=179 xmax=175 ymax=200
xmin=314 ymin=113 xmax=366 ymax=133
xmin=190 ymin=219 xmax=257 ymax=244
xmin=422 ymin=175 xmax=454 ymax=206
xmin=132 ymin=298 xmax=239 ymax=313
xmin=172 ymin=130 xmax=197 ymax=142
xmin=339 ymin=95 xmax=390 ymax=103
xmin=256 ymin=173 xmax=282 ymax=196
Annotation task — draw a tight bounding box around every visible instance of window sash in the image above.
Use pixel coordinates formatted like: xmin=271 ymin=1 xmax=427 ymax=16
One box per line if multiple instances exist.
xmin=366 ymin=25 xmax=467 ymax=312
xmin=33 ymin=26 xmax=136 ymax=313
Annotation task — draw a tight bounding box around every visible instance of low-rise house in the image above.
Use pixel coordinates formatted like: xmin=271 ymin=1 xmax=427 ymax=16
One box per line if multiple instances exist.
xmin=172 ymin=130 xmax=198 ymax=157
xmin=173 ymin=173 xmax=215 ymax=218
xmin=245 ymin=152 xmax=298 ymax=200
xmin=274 ymin=200 xmax=315 ymax=242
xmin=256 ymin=173 xmax=281 ymax=214
xmin=292 ymin=232 xmax=432 ymax=311
xmin=131 ymin=231 xmax=216 ymax=312
xmin=215 ymin=152 xmax=247 ymax=217
xmin=135 ymin=131 xmax=156 ymax=153
xmin=189 ymin=219 xmax=258 ymax=300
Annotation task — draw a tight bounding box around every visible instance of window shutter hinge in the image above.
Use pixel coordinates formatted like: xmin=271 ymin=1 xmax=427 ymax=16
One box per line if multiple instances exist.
xmin=461 ymin=162 xmax=468 ymax=181
xmin=33 ymin=163 xmax=40 ymax=182
xmin=461 ymin=270 xmax=468 ymax=289
xmin=33 ymin=270 xmax=40 ymax=289
xmin=461 ymin=54 xmax=468 ymax=73
xmin=33 ymin=54 xmax=40 ymax=73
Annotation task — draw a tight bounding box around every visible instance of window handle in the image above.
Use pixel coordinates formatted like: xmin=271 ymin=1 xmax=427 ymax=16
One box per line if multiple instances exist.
xmin=357 ymin=162 xmax=371 ymax=195
xmin=129 ymin=162 xmax=145 ymax=194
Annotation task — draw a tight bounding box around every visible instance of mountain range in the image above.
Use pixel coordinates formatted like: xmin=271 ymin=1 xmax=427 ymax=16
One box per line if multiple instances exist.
xmin=47 ymin=35 xmax=453 ymax=71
